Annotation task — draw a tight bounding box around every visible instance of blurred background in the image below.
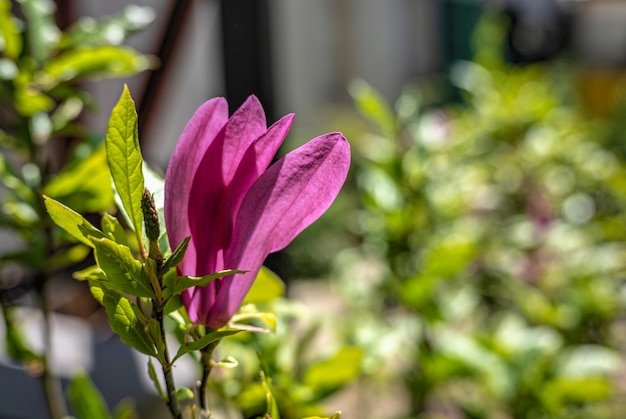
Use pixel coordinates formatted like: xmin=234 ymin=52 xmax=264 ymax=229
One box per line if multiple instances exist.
xmin=5 ymin=0 xmax=626 ymax=418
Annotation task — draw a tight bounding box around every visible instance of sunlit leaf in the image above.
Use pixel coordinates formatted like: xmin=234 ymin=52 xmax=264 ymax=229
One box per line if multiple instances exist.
xmin=43 ymin=195 xmax=107 ymax=247
xmin=45 ymin=45 xmax=152 ymax=84
xmin=242 ymin=266 xmax=285 ymax=304
xmin=45 ymin=145 xmax=115 ymax=213
xmin=89 ymin=281 xmax=156 ymax=356
xmin=303 ymin=347 xmax=363 ymax=395
xmin=0 ymin=0 xmax=22 ymax=60
xmin=66 ymin=372 xmax=112 ymax=419
xmin=104 ymin=85 xmax=144 ymax=244
xmin=91 ymin=236 xmax=155 ymax=298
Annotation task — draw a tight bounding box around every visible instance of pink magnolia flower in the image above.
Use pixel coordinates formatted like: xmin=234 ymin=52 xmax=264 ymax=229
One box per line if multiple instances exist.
xmin=164 ymin=96 xmax=350 ymax=329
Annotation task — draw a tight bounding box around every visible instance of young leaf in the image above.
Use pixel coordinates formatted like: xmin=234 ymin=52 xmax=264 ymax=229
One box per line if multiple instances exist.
xmin=45 ymin=46 xmax=152 ymax=83
xmin=302 ymin=347 xmax=363 ymax=395
xmin=146 ymin=318 xmax=166 ymax=359
xmin=44 ymin=145 xmax=115 ymax=213
xmin=66 ymin=372 xmax=112 ymax=419
xmin=43 ymin=195 xmax=107 ymax=247
xmin=18 ymin=0 xmax=59 ymax=66
xmin=165 ymin=269 xmax=245 ymax=298
xmin=242 ymin=266 xmax=285 ymax=304
xmin=147 ymin=358 xmax=166 ymax=401
xmin=73 ymin=265 xmax=106 ymax=282
xmin=101 ymin=213 xmax=129 ymax=247
xmin=261 ymin=371 xmax=280 ymax=419
xmin=89 ymin=281 xmax=156 ymax=356
xmin=175 ymin=387 xmax=194 ymax=401
xmin=91 ymin=237 xmax=155 ymax=298
xmin=105 ymin=85 xmax=145 ymax=246
xmin=0 ymin=0 xmax=22 ymax=60
xmin=172 ymin=329 xmax=242 ymax=362
xmin=159 ymin=236 xmax=190 ymax=275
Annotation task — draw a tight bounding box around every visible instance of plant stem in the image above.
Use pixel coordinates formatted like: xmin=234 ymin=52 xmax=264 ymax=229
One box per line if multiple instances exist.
xmin=199 ymin=340 xmax=220 ymax=411
xmin=156 ymin=308 xmax=182 ymax=419
xmin=38 ymin=276 xmax=68 ymax=419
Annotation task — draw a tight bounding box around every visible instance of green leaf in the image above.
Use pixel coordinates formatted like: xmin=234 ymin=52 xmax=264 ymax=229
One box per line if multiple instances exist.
xmin=349 ymin=78 xmax=397 ymax=138
xmin=147 ymin=358 xmax=166 ymax=400
xmin=45 ymin=145 xmax=115 ymax=213
xmin=160 ymin=236 xmax=190 ymax=275
xmin=101 ymin=213 xmax=129 ymax=247
xmin=89 ymin=281 xmax=156 ymax=356
xmin=73 ymin=265 xmax=106 ymax=282
xmin=43 ymin=195 xmax=107 ymax=247
xmin=1 ymin=305 xmax=41 ymax=364
xmin=91 ymin=237 xmax=155 ymax=298
xmin=214 ymin=355 xmax=238 ymax=368
xmin=48 ymin=243 xmax=90 ymax=270
xmin=165 ymin=270 xmax=245 ymax=298
xmin=60 ymin=5 xmax=154 ymax=50
xmin=0 ymin=0 xmax=22 ymax=60
xmin=67 ymin=372 xmax=112 ymax=419
xmin=261 ymin=371 xmax=280 ymax=419
xmin=105 ymin=86 xmax=145 ymax=246
xmin=302 ymin=414 xmax=342 ymax=419
xmin=45 ymin=45 xmax=152 ymax=84
xmin=242 ymin=266 xmax=285 ymax=304
xmin=303 ymin=347 xmax=363 ymax=395
xmin=173 ymin=329 xmax=243 ymax=362
xmin=146 ymin=318 xmax=166 ymax=359
xmin=175 ymin=387 xmax=195 ymax=401
xmin=17 ymin=0 xmax=59 ymax=66
xmin=231 ymin=306 xmax=277 ymax=332
xmin=112 ymin=399 xmax=137 ymax=419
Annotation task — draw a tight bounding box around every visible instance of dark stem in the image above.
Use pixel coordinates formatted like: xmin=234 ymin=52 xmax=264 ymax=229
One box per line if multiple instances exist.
xmin=39 ymin=279 xmax=68 ymax=419
xmin=199 ymin=340 xmax=220 ymax=412
xmin=156 ymin=308 xmax=182 ymax=419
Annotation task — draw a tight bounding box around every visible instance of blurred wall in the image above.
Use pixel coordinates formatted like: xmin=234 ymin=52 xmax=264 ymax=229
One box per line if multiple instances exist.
xmin=78 ymin=0 xmax=441 ymax=167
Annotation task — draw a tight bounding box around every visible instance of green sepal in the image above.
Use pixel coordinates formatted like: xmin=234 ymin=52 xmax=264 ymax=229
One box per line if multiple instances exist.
xmin=89 ymin=281 xmax=156 ymax=356
xmin=172 ymin=329 xmax=243 ymax=362
xmin=163 ymin=269 xmax=245 ymax=299
xmin=66 ymin=372 xmax=112 ymax=419
xmin=105 ymin=85 xmax=145 ymax=243
xmin=43 ymin=195 xmax=107 ymax=247
xmin=91 ymin=236 xmax=155 ymax=299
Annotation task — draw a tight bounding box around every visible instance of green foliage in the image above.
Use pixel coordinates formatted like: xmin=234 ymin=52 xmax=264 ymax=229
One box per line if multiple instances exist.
xmin=67 ymin=372 xmax=138 ymax=419
xmin=105 ymin=85 xmax=145 ymax=248
xmin=313 ymin=13 xmax=626 ymax=419
xmin=66 ymin=372 xmax=113 ymax=419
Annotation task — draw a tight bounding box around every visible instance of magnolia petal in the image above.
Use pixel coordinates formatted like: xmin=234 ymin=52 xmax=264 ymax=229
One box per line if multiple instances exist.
xmin=205 ymin=132 xmax=351 ymax=329
xmin=164 ymin=97 xmax=228 ymax=275
xmin=186 ymin=96 xmax=269 ymax=277
xmin=224 ymin=113 xmax=294 ymax=241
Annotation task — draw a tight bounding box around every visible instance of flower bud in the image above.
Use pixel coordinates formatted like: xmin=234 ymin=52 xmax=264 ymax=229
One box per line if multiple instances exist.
xmin=141 ymin=188 xmax=160 ymax=242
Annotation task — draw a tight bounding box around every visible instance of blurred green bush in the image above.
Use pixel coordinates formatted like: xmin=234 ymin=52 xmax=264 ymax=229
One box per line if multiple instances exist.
xmin=287 ymin=12 xmax=626 ymax=419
